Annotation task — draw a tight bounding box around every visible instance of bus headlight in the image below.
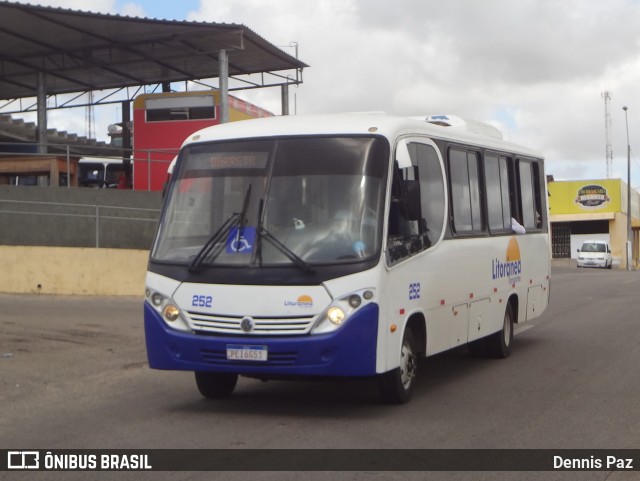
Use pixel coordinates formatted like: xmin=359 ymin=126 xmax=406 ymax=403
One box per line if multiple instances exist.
xmin=145 ymin=287 xmax=190 ymax=332
xmin=151 ymin=292 xmax=164 ymax=306
xmin=163 ymin=304 xmax=181 ymax=322
xmin=327 ymin=307 xmax=345 ymax=325
xmin=311 ymin=288 xmax=375 ymax=335
xmin=348 ymin=294 xmax=362 ymax=308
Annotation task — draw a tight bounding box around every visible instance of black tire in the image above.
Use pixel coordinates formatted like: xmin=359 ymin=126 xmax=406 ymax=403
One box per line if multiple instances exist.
xmin=194 ymin=372 xmax=238 ymax=399
xmin=485 ymin=303 xmax=514 ymax=359
xmin=378 ymin=327 xmax=418 ymax=404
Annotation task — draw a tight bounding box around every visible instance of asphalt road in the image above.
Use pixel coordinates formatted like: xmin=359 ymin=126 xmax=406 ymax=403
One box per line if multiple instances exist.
xmin=1 ymin=266 xmax=639 ymax=481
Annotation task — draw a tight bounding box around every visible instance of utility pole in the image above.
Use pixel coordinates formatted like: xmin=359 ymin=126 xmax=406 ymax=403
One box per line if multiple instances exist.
xmin=623 ymin=106 xmax=632 ymax=270
xmin=85 ymin=91 xmax=95 ymax=139
xmin=602 ymin=91 xmax=613 ymax=178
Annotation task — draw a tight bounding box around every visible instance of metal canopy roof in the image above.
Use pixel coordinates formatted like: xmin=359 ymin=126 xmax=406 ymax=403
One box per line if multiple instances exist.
xmin=0 ymin=1 xmax=307 ymax=102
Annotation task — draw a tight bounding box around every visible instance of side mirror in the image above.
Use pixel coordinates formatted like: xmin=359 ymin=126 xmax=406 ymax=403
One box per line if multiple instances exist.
xmin=405 ymin=180 xmax=422 ymax=221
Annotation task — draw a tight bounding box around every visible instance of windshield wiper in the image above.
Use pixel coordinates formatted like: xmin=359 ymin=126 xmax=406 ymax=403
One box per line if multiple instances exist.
xmin=255 ymin=199 xmax=314 ymax=274
xmin=188 ymin=185 xmax=252 ymax=272
xmin=188 ymin=214 xmax=239 ymax=272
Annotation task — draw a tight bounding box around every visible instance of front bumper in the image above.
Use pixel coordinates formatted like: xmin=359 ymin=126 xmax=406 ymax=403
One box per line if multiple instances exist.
xmin=577 ymin=258 xmax=608 ymax=268
xmin=144 ymin=302 xmax=379 ymax=377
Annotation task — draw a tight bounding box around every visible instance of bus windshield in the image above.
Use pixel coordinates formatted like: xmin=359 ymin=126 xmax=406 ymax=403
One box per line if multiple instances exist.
xmin=151 ymin=136 xmax=388 ymax=267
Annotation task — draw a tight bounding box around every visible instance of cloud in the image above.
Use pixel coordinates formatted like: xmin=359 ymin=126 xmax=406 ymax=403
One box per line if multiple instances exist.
xmin=186 ymin=0 xmax=640 ymax=185
xmin=9 ymin=0 xmax=116 ymax=13
xmin=119 ymin=2 xmax=146 ymax=18
xmin=7 ymin=0 xmax=640 ymax=186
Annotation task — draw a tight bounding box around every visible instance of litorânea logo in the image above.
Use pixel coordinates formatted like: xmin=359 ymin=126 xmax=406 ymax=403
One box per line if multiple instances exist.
xmin=284 ymin=295 xmax=313 ymax=308
xmin=492 ymin=237 xmax=522 ymax=284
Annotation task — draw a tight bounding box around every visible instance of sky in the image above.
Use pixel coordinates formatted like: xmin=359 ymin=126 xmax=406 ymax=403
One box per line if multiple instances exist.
xmin=7 ymin=0 xmax=640 ymax=187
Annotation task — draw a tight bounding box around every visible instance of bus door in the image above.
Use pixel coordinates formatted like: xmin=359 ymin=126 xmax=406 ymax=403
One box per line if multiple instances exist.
xmin=384 ymin=138 xmax=452 ymax=360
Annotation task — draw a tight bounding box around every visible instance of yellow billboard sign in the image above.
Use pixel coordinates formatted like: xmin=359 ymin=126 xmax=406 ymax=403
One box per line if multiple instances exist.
xmin=548 ymin=179 xmax=621 ymax=215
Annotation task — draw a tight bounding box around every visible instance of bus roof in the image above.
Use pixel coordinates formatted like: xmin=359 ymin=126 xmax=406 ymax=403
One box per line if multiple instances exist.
xmin=79 ymin=157 xmax=123 ymax=164
xmin=181 ymin=113 xmax=544 ymax=159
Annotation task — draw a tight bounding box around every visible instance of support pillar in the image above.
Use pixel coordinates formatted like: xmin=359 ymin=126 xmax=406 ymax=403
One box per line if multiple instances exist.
xmin=121 ymin=100 xmax=132 ymax=188
xmin=281 ymin=84 xmax=290 ymax=116
xmin=36 ymin=72 xmax=47 ymax=154
xmin=219 ymin=49 xmax=229 ymax=124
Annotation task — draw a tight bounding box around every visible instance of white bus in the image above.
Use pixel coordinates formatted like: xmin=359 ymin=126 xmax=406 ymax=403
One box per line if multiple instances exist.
xmin=78 ymin=157 xmax=128 ymax=188
xmin=144 ymin=113 xmax=550 ymax=404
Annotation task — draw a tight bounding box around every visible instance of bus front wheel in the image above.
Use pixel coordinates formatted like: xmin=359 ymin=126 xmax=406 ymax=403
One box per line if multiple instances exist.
xmin=378 ymin=327 xmax=418 ymax=404
xmin=194 ymin=372 xmax=238 ymax=399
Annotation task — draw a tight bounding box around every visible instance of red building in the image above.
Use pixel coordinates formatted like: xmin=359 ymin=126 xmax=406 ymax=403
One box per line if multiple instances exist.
xmin=132 ymin=91 xmax=273 ymax=191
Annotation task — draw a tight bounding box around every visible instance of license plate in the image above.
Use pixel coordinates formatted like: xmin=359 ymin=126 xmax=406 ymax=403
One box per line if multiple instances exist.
xmin=226 ymin=345 xmax=268 ymax=362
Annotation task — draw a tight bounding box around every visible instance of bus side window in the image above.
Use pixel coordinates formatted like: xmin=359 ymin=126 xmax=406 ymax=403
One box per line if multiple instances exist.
xmin=387 ymin=141 xmax=444 ymax=265
xmin=415 ymin=143 xmax=445 ymax=244
xmin=531 ymin=161 xmax=544 ymax=229
xmin=449 ymin=148 xmax=482 ymax=234
xmin=517 ymin=159 xmax=543 ymax=230
xmin=484 ymin=154 xmax=512 ymax=232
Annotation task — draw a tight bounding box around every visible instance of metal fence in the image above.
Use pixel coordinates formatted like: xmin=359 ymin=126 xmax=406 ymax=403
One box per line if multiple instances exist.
xmin=0 ymin=192 xmax=161 ymax=250
xmin=1 ymin=140 xmax=178 ymax=192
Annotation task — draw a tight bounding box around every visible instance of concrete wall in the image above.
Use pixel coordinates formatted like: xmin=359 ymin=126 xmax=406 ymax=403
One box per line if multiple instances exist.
xmin=0 ymin=246 xmax=148 ymax=296
xmin=0 ymin=186 xmax=162 ymax=249
xmin=610 ymin=212 xmax=637 ymax=269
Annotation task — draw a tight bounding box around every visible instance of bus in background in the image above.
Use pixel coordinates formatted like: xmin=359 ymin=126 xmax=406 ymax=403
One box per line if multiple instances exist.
xmin=132 ymin=90 xmax=273 ymax=191
xmin=144 ymin=113 xmax=550 ymax=404
xmin=78 ymin=157 xmax=128 ymax=188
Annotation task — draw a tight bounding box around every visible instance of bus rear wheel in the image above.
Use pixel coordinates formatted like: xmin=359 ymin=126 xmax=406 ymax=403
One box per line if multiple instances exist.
xmin=486 ymin=303 xmax=514 ymax=358
xmin=378 ymin=327 xmax=418 ymax=404
xmin=194 ymin=372 xmax=238 ymax=399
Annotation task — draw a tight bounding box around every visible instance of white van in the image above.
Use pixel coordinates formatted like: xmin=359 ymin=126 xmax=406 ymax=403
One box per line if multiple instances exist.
xmin=576 ymin=240 xmax=612 ymax=269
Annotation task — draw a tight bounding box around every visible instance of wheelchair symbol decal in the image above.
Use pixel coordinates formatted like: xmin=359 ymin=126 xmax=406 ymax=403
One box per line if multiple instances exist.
xmin=226 ymin=227 xmax=256 ymax=254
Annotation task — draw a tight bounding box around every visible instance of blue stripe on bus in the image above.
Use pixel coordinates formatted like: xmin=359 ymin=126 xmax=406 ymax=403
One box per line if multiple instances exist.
xmin=144 ymin=302 xmax=379 ymax=377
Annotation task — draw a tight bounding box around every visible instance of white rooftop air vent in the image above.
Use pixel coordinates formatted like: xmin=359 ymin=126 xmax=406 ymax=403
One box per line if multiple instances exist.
xmin=417 ymin=114 xmax=504 ymax=140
